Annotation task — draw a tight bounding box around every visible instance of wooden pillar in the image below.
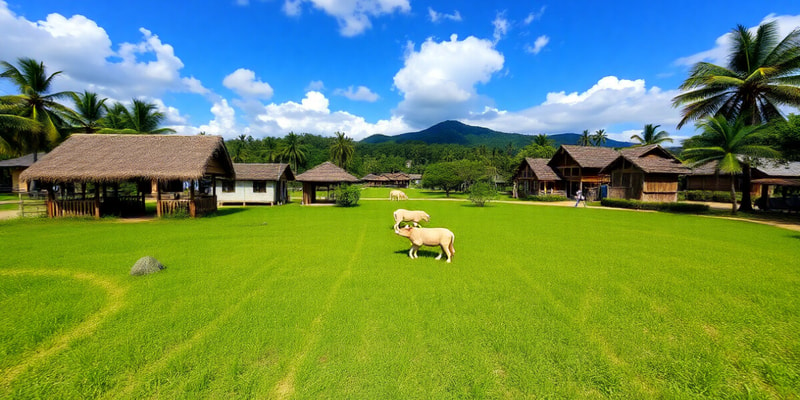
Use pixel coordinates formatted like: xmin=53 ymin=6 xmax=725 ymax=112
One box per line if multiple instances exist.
xmin=189 ymin=180 xmax=196 ymax=217
xmin=94 ymin=184 xmax=101 ymax=219
xmin=46 ymin=186 xmax=56 ymax=218
xmin=761 ymin=184 xmax=771 ymax=210
xmin=156 ymin=181 xmax=162 ymax=218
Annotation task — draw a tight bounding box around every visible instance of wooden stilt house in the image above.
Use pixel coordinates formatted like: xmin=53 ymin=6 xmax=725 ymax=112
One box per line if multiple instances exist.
xmin=295 ymin=161 xmax=359 ymax=204
xmin=601 ymin=144 xmax=690 ymax=202
xmin=19 ymin=134 xmax=235 ymax=218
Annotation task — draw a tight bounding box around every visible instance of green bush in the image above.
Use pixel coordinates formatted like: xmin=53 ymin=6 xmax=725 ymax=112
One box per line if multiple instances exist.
xmin=525 ymin=194 xmax=568 ymax=202
xmin=334 ymin=184 xmax=361 ymax=207
xmin=468 ymin=181 xmax=497 ymax=207
xmin=601 ymin=198 xmax=709 ymax=213
xmin=681 ymin=190 xmax=740 ymax=203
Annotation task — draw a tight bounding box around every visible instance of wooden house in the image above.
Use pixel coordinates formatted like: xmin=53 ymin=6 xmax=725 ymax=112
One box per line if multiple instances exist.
xmin=751 ymin=161 xmax=800 ymax=210
xmin=602 ymin=145 xmax=690 ymax=202
xmin=19 ymin=134 xmax=234 ymax=218
xmin=362 ymin=173 xmax=389 ymax=187
xmin=216 ymin=163 xmax=294 ymax=206
xmin=0 ymin=153 xmax=45 ymax=192
xmin=548 ymin=145 xmax=619 ymax=200
xmin=295 ymin=161 xmax=359 ymax=204
xmin=511 ymin=158 xmax=563 ymax=198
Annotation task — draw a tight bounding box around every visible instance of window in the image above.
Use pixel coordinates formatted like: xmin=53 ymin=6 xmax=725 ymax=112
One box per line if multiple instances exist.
xmin=253 ymin=181 xmax=267 ymax=193
xmin=221 ymin=180 xmax=235 ymax=193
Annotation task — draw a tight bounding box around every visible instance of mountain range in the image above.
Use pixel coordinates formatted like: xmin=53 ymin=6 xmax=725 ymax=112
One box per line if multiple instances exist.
xmin=360 ymin=120 xmax=635 ymax=148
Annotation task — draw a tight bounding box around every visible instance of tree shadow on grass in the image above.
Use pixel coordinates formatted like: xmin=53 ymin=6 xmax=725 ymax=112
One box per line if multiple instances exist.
xmin=210 ymin=208 xmax=247 ymax=217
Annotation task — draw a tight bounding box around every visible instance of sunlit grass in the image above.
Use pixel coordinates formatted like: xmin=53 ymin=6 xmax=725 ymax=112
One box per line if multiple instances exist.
xmin=0 ymin=201 xmax=797 ymax=398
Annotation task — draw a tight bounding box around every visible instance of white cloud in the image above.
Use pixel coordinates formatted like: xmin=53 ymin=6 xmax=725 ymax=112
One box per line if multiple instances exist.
xmin=462 ymin=76 xmax=683 ymax=142
xmin=675 ymin=14 xmax=800 ymax=66
xmin=197 ymin=99 xmax=239 ymax=137
xmin=393 ymin=34 xmax=504 ymax=126
xmin=334 ymin=85 xmax=379 ymax=102
xmin=428 ymin=7 xmax=461 ymax=23
xmin=282 ymin=0 xmax=410 ymax=37
xmin=492 ymin=11 xmax=509 ymax=43
xmin=524 ymin=6 xmax=546 ymax=24
xmin=306 ymin=80 xmax=325 ymax=91
xmin=222 ymin=68 xmax=274 ymax=99
xmin=526 ymin=35 xmax=549 ymax=55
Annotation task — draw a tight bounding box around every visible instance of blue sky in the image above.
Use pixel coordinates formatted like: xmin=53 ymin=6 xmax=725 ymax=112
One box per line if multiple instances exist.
xmin=1 ymin=0 xmax=799 ymax=142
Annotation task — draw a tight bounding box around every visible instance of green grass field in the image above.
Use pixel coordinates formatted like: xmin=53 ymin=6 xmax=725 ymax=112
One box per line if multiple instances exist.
xmin=1 ymin=199 xmax=798 ymax=399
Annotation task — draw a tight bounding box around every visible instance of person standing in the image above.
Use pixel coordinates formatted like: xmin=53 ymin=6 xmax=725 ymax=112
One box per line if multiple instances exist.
xmin=574 ymin=189 xmax=585 ymax=207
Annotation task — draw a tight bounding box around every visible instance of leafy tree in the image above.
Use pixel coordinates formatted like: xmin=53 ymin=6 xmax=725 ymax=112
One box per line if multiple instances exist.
xmin=277 ymin=131 xmax=307 ymax=172
xmin=0 ymin=57 xmax=75 ymax=160
xmin=757 ymin=114 xmax=800 ymax=161
xmin=630 ymin=124 xmax=673 ymax=146
xmin=68 ymin=91 xmax=106 ymax=133
xmin=682 ymin=116 xmax=779 ymax=214
xmin=468 ymin=180 xmax=497 ymax=207
xmin=422 ymin=161 xmax=463 ymax=197
xmin=577 ymin=129 xmax=592 ymax=146
xmin=673 ymin=21 xmax=800 ymax=128
xmin=592 ymin=129 xmax=608 ymax=146
xmin=330 ymin=131 xmax=355 ymax=169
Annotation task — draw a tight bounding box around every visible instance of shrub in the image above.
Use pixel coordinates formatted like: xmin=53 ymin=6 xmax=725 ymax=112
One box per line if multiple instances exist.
xmin=526 ymin=194 xmax=568 ymax=202
xmin=601 ymin=198 xmax=709 ymax=213
xmin=681 ymin=190 xmax=740 ymax=203
xmin=334 ymin=184 xmax=361 ymax=207
xmin=468 ymin=181 xmax=497 ymax=207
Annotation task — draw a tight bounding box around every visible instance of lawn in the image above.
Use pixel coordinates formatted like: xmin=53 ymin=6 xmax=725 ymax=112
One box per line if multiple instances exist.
xmin=0 ymin=200 xmax=798 ymax=399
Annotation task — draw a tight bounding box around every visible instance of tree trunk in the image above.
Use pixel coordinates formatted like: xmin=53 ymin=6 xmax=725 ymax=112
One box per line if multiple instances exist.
xmin=730 ymin=176 xmax=737 ymax=215
xmin=738 ymin=163 xmax=753 ymax=212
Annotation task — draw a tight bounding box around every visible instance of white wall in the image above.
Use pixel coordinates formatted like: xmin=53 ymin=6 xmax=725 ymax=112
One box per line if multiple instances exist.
xmin=216 ymin=180 xmax=276 ymax=204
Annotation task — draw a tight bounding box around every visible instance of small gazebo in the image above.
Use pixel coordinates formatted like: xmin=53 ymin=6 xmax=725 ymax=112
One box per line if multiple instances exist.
xmin=295 ymin=161 xmax=359 ymax=204
xmin=19 ymin=134 xmax=235 ymax=218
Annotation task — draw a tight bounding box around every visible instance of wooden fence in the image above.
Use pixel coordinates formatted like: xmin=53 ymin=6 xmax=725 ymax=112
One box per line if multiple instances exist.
xmin=159 ymin=196 xmax=217 ymax=217
xmin=18 ymin=192 xmax=47 ymax=218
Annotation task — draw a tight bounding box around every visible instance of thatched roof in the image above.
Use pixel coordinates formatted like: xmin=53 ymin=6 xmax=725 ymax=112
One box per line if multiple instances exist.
xmin=295 ymin=161 xmax=359 ymax=183
xmin=553 ymin=145 xmax=620 ymax=169
xmin=233 ymin=163 xmax=294 ymax=181
xmin=0 ymin=153 xmax=46 ymax=168
xmin=362 ymin=173 xmax=389 ymax=181
xmin=604 ymin=144 xmax=690 ymax=174
xmin=520 ymin=158 xmax=561 ymax=181
xmin=20 ymin=134 xmax=234 ymax=183
xmin=383 ymin=172 xmax=410 ymax=181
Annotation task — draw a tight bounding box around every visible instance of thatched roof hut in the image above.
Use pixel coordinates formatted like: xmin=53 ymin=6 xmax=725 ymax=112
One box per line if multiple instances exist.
xmin=511 ymin=157 xmax=563 ymax=197
xmin=19 ymin=134 xmax=234 ymax=218
xmin=295 ymin=161 xmax=359 ymax=204
xmin=548 ymin=145 xmax=620 ymax=198
xmin=602 ymin=145 xmax=690 ymax=202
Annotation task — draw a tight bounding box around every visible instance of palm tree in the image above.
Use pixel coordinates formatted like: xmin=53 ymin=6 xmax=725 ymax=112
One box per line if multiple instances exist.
xmin=0 ymin=110 xmax=42 ymax=156
xmin=0 ymin=58 xmax=75 ymax=160
xmin=278 ymin=131 xmax=306 ymax=172
xmin=125 ymin=99 xmax=175 ymax=134
xmin=592 ymin=129 xmax=608 ymax=146
xmin=682 ymin=116 xmax=779 ymax=214
xmin=630 ymin=124 xmax=673 ymax=146
xmin=69 ymin=91 xmax=106 ymax=133
xmin=100 ymin=103 xmax=131 ymax=131
xmin=329 ymin=131 xmax=354 ymax=169
xmin=672 ymin=21 xmax=800 ymax=128
xmin=533 ymin=133 xmax=554 ymax=148
xmin=577 ymin=129 xmax=592 ymax=146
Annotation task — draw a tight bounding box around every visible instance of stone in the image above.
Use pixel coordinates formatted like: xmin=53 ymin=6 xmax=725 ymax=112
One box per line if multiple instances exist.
xmin=130 ymin=256 xmax=165 ymax=276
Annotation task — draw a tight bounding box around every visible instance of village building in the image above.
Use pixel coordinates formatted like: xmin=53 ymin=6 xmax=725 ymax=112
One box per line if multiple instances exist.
xmin=216 ymin=163 xmax=294 ymax=206
xmin=547 ymin=145 xmax=620 ymax=200
xmin=602 ymin=144 xmax=690 ymax=202
xmin=0 ymin=153 xmax=45 ymax=192
xmin=295 ymin=161 xmax=359 ymax=204
xmin=512 ymin=158 xmax=563 ymax=198
xmin=19 ymin=134 xmax=234 ymax=218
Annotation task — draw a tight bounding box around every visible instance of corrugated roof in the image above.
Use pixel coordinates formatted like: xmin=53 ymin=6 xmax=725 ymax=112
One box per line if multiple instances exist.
xmin=523 ymin=158 xmax=561 ymax=181
xmin=19 ymin=134 xmax=234 ymax=183
xmin=295 ymin=161 xmax=359 ymax=183
xmin=233 ymin=163 xmax=294 ymax=181
xmin=754 ymin=160 xmax=800 ymax=178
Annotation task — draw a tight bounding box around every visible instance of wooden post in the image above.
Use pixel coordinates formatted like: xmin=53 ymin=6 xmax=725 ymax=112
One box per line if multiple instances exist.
xmin=189 ymin=180 xmax=196 ymax=217
xmin=94 ymin=184 xmax=101 ymax=219
xmin=156 ymin=181 xmax=162 ymax=218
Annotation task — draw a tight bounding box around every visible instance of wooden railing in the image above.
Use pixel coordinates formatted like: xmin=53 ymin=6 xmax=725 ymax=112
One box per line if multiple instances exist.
xmin=158 ymin=196 xmax=217 ymax=217
xmin=50 ymin=199 xmax=97 ymax=217
xmin=192 ymin=196 xmax=217 ymax=216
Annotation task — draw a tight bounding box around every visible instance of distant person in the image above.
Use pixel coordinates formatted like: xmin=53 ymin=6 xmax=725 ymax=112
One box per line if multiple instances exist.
xmin=574 ymin=190 xmax=586 ymax=207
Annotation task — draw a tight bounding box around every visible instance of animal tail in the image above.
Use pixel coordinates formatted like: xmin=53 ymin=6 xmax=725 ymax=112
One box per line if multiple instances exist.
xmin=449 ymin=233 xmax=455 ymax=256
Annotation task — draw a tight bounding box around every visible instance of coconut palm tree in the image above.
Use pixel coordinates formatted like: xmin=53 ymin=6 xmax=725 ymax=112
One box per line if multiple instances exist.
xmin=68 ymin=91 xmax=107 ymax=133
xmin=630 ymin=124 xmax=673 ymax=146
xmin=0 ymin=57 xmax=75 ymax=160
xmin=592 ymin=129 xmax=608 ymax=146
xmin=533 ymin=133 xmax=554 ymax=148
xmin=330 ymin=131 xmax=354 ymax=169
xmin=682 ymin=116 xmax=779 ymax=214
xmin=672 ymin=21 xmax=800 ymax=128
xmin=577 ymin=129 xmax=592 ymax=146
xmin=278 ymin=131 xmax=306 ymax=172
xmin=0 ymin=110 xmax=42 ymax=156
xmin=124 ymin=99 xmax=175 ymax=134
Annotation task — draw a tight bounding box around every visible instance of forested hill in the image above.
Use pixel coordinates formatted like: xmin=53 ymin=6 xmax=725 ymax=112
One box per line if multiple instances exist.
xmin=361 ymin=120 xmax=633 ymax=148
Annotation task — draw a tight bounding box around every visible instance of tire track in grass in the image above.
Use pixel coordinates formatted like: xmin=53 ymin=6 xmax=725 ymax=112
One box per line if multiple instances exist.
xmin=272 ymin=225 xmax=366 ymax=400
xmin=104 ymin=267 xmax=269 ymax=400
xmin=0 ymin=269 xmax=127 ymax=390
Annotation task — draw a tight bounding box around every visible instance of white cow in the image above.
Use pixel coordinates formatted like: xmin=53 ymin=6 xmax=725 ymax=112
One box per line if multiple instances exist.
xmin=389 ymin=190 xmax=408 ymax=200
xmin=394 ymin=225 xmax=455 ymax=263
xmin=393 ymin=209 xmax=430 ymax=230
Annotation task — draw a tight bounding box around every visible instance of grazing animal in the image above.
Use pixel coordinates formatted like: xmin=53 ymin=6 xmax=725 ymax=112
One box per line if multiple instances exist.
xmin=389 ymin=190 xmax=408 ymax=200
xmin=393 ymin=209 xmax=430 ymax=230
xmin=394 ymin=226 xmax=455 ymax=263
